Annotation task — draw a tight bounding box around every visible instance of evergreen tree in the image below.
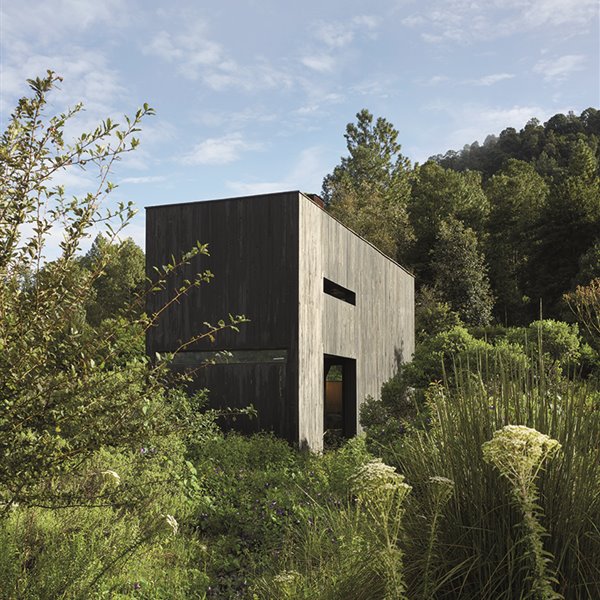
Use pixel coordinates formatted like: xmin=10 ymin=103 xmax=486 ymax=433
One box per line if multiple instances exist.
xmin=408 ymin=161 xmax=489 ymax=284
xmin=431 ymin=217 xmax=494 ymax=326
xmin=322 ymin=109 xmax=414 ymax=263
xmin=485 ymin=160 xmax=548 ymax=323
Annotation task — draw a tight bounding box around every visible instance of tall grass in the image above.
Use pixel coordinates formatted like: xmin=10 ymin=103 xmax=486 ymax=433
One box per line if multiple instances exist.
xmin=386 ymin=353 xmax=600 ymax=599
xmin=255 ymin=460 xmax=411 ymax=600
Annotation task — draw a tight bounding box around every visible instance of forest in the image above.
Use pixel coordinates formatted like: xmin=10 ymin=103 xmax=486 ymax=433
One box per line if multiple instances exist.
xmin=1 ymin=73 xmax=599 ymax=599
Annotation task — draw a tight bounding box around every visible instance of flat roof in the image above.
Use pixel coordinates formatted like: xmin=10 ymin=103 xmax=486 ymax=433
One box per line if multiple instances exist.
xmin=146 ymin=190 xmax=414 ymax=277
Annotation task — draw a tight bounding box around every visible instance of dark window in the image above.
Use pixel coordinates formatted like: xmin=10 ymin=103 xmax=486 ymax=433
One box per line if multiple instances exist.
xmin=323 ymin=278 xmax=355 ymax=305
xmin=169 ymin=349 xmax=287 ymax=369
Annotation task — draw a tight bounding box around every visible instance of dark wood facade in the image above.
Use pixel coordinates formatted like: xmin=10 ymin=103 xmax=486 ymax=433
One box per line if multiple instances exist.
xmin=146 ymin=192 xmax=300 ymax=441
xmin=146 ymin=191 xmax=414 ymax=450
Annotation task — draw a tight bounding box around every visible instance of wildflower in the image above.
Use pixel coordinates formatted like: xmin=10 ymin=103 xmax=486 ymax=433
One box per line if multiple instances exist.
xmin=429 ymin=475 xmax=454 ymax=487
xmin=482 ymin=425 xmax=562 ymax=598
xmin=165 ymin=513 xmax=179 ymax=535
xmin=273 ymin=570 xmax=301 ymax=589
xmin=352 ymin=459 xmax=411 ymax=498
xmin=101 ymin=470 xmax=121 ymax=486
xmin=482 ymin=425 xmax=561 ymax=491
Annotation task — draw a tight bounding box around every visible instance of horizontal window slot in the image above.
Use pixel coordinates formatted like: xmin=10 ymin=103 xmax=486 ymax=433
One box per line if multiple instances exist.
xmin=323 ymin=278 xmax=356 ymax=305
xmin=169 ymin=349 xmax=288 ymax=368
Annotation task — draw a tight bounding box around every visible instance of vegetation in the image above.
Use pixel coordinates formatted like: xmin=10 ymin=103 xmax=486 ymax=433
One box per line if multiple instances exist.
xmin=1 ymin=77 xmax=599 ymax=598
xmin=326 ymin=108 xmax=600 ymax=325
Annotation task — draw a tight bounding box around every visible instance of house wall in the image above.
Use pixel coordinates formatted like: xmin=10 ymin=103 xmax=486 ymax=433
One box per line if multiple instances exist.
xmin=297 ymin=193 xmax=414 ymax=450
xmin=145 ymin=192 xmax=300 ymax=441
xmin=146 ymin=191 xmax=414 ymax=450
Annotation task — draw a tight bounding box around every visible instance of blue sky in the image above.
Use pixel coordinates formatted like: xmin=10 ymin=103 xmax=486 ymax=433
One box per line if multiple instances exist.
xmin=1 ymin=0 xmax=599 ymax=251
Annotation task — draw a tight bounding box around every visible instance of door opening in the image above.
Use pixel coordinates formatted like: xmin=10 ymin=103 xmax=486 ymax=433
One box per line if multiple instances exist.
xmin=324 ymin=355 xmax=356 ymax=448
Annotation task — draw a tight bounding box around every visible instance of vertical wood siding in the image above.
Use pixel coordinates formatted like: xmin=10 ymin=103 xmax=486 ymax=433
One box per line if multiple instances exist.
xmin=146 ymin=192 xmax=300 ymax=442
xmin=146 ymin=191 xmax=414 ymax=450
xmin=298 ymin=194 xmax=414 ymax=450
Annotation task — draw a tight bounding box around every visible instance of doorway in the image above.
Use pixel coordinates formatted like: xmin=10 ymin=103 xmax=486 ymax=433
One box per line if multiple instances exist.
xmin=324 ymin=355 xmax=357 ymax=447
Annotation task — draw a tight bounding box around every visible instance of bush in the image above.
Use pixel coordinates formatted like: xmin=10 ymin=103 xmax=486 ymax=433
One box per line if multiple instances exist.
xmin=506 ymin=319 xmax=582 ymax=366
xmin=190 ymin=434 xmax=372 ymax=599
xmin=383 ymin=365 xmax=600 ymax=598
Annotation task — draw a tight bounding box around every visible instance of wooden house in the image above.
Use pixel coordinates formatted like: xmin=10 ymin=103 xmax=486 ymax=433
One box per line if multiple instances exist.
xmin=146 ymin=191 xmax=414 ymax=451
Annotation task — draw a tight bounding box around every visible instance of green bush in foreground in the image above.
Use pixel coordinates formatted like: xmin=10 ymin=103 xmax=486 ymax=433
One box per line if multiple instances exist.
xmin=382 ymin=367 xmax=600 ymax=599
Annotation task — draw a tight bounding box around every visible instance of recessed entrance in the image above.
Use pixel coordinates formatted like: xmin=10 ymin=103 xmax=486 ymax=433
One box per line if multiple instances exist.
xmin=324 ymin=354 xmax=357 ymax=447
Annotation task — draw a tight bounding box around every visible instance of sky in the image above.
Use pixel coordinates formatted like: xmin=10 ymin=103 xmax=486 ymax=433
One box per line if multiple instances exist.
xmin=1 ymin=0 xmax=599 ymax=252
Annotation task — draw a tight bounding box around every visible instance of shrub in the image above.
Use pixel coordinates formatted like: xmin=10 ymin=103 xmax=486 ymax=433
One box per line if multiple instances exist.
xmin=384 ymin=363 xmax=600 ymax=599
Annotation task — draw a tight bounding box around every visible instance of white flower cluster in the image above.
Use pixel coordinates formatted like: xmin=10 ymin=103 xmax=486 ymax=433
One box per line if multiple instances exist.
xmin=429 ymin=476 xmax=454 ymax=487
xmin=482 ymin=425 xmax=561 ymax=486
xmin=273 ymin=570 xmax=301 ymax=587
xmin=352 ymin=459 xmax=412 ymax=498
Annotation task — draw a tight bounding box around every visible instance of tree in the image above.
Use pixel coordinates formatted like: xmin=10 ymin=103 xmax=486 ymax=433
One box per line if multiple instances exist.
xmin=0 ymin=72 xmax=244 ymax=511
xmin=573 ymin=241 xmax=600 ymax=286
xmin=565 ymin=279 xmax=600 ymax=343
xmin=485 ymin=160 xmax=548 ymax=323
xmin=322 ymin=109 xmax=414 ymax=263
xmin=80 ymin=234 xmax=145 ymax=325
xmin=407 ymin=161 xmax=489 ymax=283
xmin=529 ymin=139 xmax=600 ymax=315
xmin=430 ymin=217 xmax=494 ymax=326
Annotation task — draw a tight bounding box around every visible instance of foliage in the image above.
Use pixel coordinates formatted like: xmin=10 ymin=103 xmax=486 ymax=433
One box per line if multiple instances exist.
xmin=572 ymin=241 xmax=600 ymax=286
xmin=79 ymin=234 xmax=145 ymax=326
xmin=564 ymin=278 xmax=600 ymax=343
xmin=322 ymin=109 xmax=414 ymax=262
xmin=380 ymin=362 xmax=600 ymax=599
xmin=485 ymin=160 xmax=548 ymax=322
xmin=505 ymin=320 xmax=582 ymax=368
xmin=322 ymin=107 xmax=600 ymax=324
xmin=482 ymin=426 xmax=562 ymax=599
xmin=430 ymin=217 xmax=494 ymax=326
xmin=529 ymin=144 xmax=600 ymax=315
xmin=414 ymin=285 xmax=462 ymax=342
xmin=189 ymin=433 xmax=372 ymax=599
xmin=0 ymin=73 xmax=245 ymax=514
xmin=432 ymin=109 xmax=600 ymax=179
xmin=406 ymin=325 xmax=526 ymax=387
xmin=257 ymin=452 xmax=410 ymax=600
xmin=407 ymin=161 xmax=489 ymax=282
xmin=0 ymin=442 xmax=210 ymax=599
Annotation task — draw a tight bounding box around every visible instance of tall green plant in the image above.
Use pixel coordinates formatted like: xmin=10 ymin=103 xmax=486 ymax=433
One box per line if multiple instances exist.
xmin=482 ymin=426 xmax=562 ymax=599
xmin=382 ymin=359 xmax=600 ymax=599
xmin=0 ymin=72 xmax=245 ymax=513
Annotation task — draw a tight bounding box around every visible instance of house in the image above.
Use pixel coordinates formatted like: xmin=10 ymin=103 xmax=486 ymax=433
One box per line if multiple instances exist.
xmin=145 ymin=191 xmax=414 ymax=451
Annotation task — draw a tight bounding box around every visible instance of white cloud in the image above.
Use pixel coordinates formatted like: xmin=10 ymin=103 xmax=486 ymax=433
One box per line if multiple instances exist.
xmin=520 ymin=0 xmax=598 ymax=28
xmin=401 ymin=14 xmax=425 ymax=27
xmin=227 ymin=146 xmax=326 ymax=195
xmin=144 ymin=22 xmax=225 ymax=79
xmin=423 ymin=75 xmax=450 ymax=86
xmin=183 ymin=133 xmax=262 ymax=166
xmin=533 ymin=54 xmax=586 ymax=82
xmin=352 ymin=15 xmax=380 ymax=30
xmin=301 ymin=54 xmax=336 ymax=73
xmin=471 ymin=73 xmax=515 ymax=86
xmin=0 ymin=0 xmax=126 ymax=47
xmin=0 ymin=49 xmax=125 ymax=130
xmin=144 ymin=23 xmax=295 ymax=92
xmin=295 ymin=92 xmax=344 ymax=115
xmin=301 ymin=14 xmax=380 ymax=72
xmin=313 ymin=14 xmax=380 ymax=49
xmin=121 ymin=175 xmax=166 ymax=184
xmin=399 ymin=0 xmax=598 ymax=44
xmin=314 ymin=22 xmax=355 ymax=48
